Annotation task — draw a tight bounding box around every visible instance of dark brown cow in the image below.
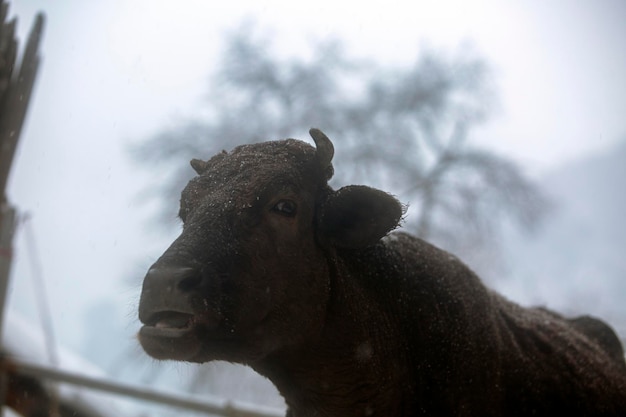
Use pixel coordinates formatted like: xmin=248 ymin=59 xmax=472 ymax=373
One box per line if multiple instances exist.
xmin=138 ymin=129 xmax=626 ymax=416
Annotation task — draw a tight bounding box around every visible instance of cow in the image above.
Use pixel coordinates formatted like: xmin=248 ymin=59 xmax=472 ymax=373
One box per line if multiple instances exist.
xmin=138 ymin=129 xmax=626 ymax=416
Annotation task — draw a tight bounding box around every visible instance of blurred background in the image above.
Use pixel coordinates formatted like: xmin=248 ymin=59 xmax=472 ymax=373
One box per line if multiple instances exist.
xmin=4 ymin=0 xmax=626 ymax=415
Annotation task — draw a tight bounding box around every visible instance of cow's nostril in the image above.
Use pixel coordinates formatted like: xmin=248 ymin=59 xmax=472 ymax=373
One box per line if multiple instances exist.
xmin=145 ymin=265 xmax=202 ymax=292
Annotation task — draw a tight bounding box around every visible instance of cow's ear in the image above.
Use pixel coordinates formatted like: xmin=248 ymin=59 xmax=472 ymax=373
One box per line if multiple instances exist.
xmin=319 ymin=185 xmax=403 ymax=248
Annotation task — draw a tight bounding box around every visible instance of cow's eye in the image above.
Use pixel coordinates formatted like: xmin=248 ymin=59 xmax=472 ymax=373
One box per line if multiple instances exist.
xmin=271 ymin=200 xmax=297 ymax=217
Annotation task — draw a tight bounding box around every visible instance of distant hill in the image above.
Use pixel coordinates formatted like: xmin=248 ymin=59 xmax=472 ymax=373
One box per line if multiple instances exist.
xmin=495 ymin=139 xmax=626 ymax=336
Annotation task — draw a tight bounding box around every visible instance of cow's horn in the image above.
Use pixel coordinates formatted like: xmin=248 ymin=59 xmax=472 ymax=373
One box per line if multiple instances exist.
xmin=309 ymin=128 xmax=334 ymax=172
xmin=190 ymin=158 xmax=208 ymax=174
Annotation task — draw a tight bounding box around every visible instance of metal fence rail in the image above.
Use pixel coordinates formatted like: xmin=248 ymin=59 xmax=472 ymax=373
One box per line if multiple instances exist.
xmin=8 ymin=359 xmax=283 ymax=417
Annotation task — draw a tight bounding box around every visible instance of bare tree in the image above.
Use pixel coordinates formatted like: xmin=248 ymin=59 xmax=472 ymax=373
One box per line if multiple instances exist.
xmin=133 ymin=26 xmax=549 ymax=267
xmin=342 ymin=52 xmax=549 ymax=261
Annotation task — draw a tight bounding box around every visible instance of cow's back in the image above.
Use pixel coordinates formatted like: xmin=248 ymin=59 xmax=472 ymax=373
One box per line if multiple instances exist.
xmin=494 ymin=297 xmax=626 ymax=415
xmin=375 ymin=232 xmax=626 ymax=415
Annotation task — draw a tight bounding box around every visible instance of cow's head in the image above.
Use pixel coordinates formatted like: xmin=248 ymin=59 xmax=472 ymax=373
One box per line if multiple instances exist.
xmin=138 ymin=129 xmax=402 ymax=363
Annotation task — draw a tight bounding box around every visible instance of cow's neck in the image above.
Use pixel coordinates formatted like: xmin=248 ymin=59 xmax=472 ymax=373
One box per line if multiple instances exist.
xmin=253 ymin=266 xmax=413 ymax=417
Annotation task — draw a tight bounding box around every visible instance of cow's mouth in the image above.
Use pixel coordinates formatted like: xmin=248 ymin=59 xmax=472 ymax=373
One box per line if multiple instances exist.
xmin=143 ymin=311 xmax=194 ymax=334
xmin=139 ymin=311 xmax=201 ymax=360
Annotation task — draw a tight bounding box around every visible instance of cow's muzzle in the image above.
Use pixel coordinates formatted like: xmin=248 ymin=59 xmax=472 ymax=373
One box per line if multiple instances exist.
xmin=138 ymin=265 xmax=220 ymax=360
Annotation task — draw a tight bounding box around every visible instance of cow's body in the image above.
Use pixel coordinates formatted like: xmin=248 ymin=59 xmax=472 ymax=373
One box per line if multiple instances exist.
xmin=138 ymin=129 xmax=626 ymax=416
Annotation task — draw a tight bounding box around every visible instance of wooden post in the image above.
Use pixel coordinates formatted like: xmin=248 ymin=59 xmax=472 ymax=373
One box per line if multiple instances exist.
xmin=0 ymin=205 xmax=15 ymax=333
xmin=0 ymin=8 xmax=45 ymax=196
xmin=0 ymin=1 xmax=44 ymax=332
xmin=0 ymin=0 xmax=45 ymax=376
xmin=0 ymin=3 xmax=44 ymax=414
